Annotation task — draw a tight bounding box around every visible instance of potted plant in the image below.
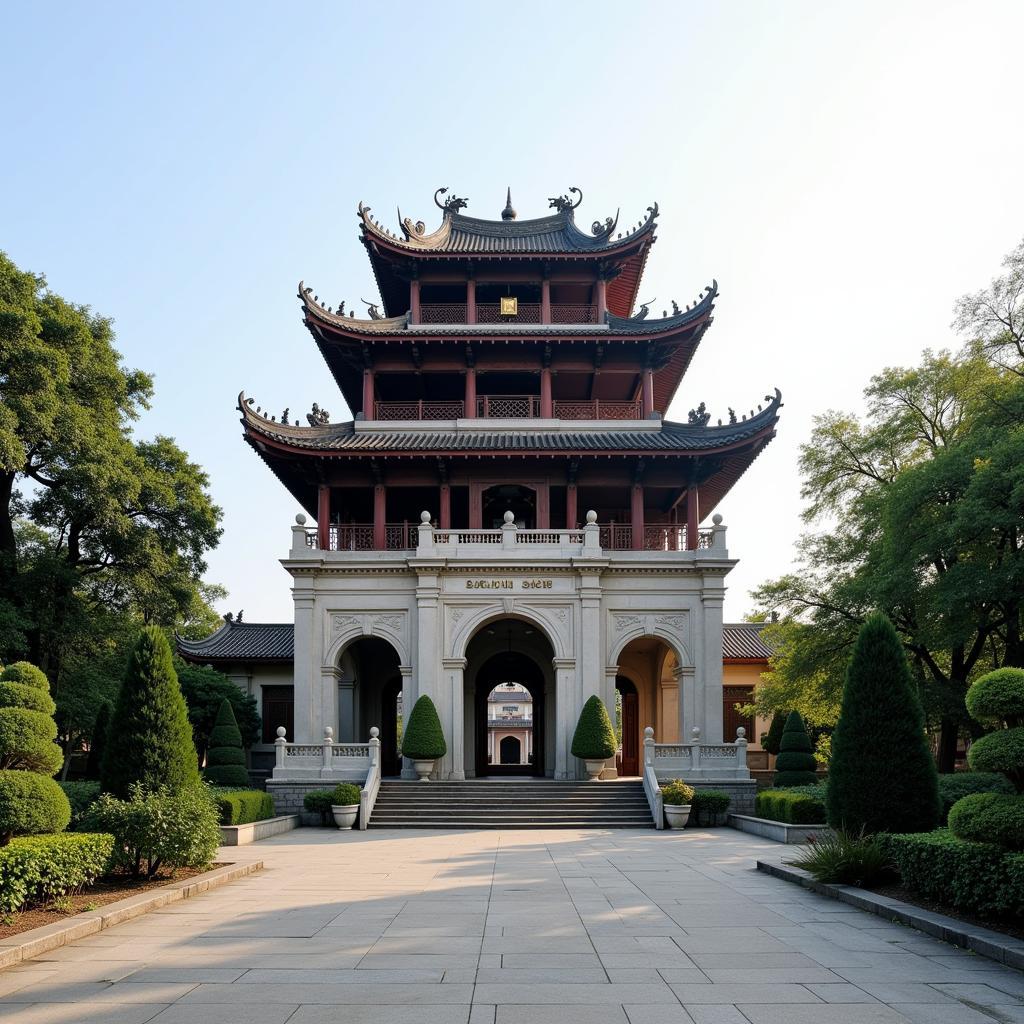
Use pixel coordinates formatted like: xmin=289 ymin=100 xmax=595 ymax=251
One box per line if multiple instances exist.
xmin=571 ymin=696 xmax=617 ymax=780
xmin=692 ymin=789 xmax=731 ymax=826
xmin=330 ymin=782 xmax=361 ymax=829
xmin=661 ymin=779 xmax=695 ymax=829
xmin=402 ymin=695 xmax=447 ymax=781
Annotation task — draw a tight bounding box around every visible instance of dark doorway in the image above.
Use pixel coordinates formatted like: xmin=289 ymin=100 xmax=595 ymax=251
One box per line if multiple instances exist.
xmin=499 ymin=735 xmax=522 ymax=764
xmin=344 ymin=637 xmax=402 ymax=775
xmin=474 ymin=650 xmax=545 ymax=777
xmin=616 ymin=676 xmax=639 ymax=776
xmin=482 ymin=484 xmax=536 ymax=529
xmin=380 ymin=677 xmax=403 ymax=776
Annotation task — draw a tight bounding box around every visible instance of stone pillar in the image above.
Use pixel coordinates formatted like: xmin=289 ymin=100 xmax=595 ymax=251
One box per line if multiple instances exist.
xmin=464 ymin=367 xmax=477 ymax=419
xmin=362 ymin=369 xmax=375 ymax=420
xmin=631 ymin=484 xmax=645 ymax=550
xmin=292 ymin=589 xmax=316 ymax=743
xmin=321 ymin=664 xmax=342 ymax=743
xmin=603 ymin=665 xmax=619 ymax=779
xmin=686 ymin=483 xmax=700 ymax=550
xmin=552 ymin=658 xmax=577 ymax=779
xmin=374 ymin=484 xmax=386 ymax=550
xmin=443 ymin=657 xmax=467 ymax=780
xmin=414 ymin=570 xmax=442 ymax=777
xmin=317 ymin=485 xmax=330 ymax=550
xmin=578 ymin=569 xmax=603 ymax=776
xmin=700 ymin=577 xmax=726 ymax=743
xmin=540 ymin=367 xmax=553 ymax=418
xmin=678 ymin=664 xmax=696 ymax=744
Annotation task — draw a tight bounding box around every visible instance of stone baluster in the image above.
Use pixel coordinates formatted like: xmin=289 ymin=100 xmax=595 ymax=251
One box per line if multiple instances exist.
xmin=643 ymin=725 xmax=655 ymax=768
xmin=735 ymin=725 xmax=748 ymax=769
xmin=690 ymin=726 xmax=702 ymax=771
xmin=291 ymin=514 xmax=309 ymax=555
xmin=275 ymin=726 xmax=287 ymax=769
xmin=417 ymin=510 xmax=435 ymax=554
xmin=583 ymin=510 xmax=600 ymax=552
xmin=322 ymin=726 xmax=334 ymax=775
xmin=711 ymin=512 xmax=727 ymax=553
xmin=501 ymin=510 xmax=517 ymax=550
xmin=369 ymin=725 xmax=380 ymax=766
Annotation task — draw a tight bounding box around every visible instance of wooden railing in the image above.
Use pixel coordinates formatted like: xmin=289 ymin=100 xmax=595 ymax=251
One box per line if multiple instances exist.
xmin=417 ymin=304 xmax=598 ymax=325
xmin=375 ymin=400 xmax=464 ymax=420
xmin=552 ymin=399 xmax=641 ymax=420
xmin=308 ymin=524 xmax=417 ymax=551
xmin=369 ymin=397 xmax=643 ymax=422
xmin=476 ymin=395 xmax=541 ymax=418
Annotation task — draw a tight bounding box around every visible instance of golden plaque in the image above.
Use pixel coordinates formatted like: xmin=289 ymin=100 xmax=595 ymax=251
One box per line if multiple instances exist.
xmin=499 ymin=296 xmax=518 ymax=316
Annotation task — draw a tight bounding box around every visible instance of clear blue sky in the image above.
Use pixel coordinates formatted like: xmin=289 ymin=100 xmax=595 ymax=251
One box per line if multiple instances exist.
xmin=4 ymin=1 xmax=1023 ymax=624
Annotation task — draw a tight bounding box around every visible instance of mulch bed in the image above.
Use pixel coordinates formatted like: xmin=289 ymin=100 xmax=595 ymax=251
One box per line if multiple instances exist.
xmin=0 ymin=864 xmax=228 ymax=940
xmin=869 ymin=881 xmax=1024 ymax=943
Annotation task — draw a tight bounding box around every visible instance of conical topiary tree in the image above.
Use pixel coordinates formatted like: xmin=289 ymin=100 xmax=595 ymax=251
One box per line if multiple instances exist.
xmin=85 ymin=701 xmax=111 ymax=780
xmin=402 ymin=695 xmax=447 ymax=760
xmin=204 ymin=698 xmax=250 ymax=787
xmin=101 ymin=627 xmax=201 ymax=797
xmin=827 ymin=612 xmax=940 ymax=834
xmin=773 ymin=711 xmax=818 ymax=787
xmin=0 ymin=661 xmax=72 ymax=844
xmin=761 ymin=712 xmax=786 ymax=756
xmin=571 ymin=695 xmax=618 ymax=761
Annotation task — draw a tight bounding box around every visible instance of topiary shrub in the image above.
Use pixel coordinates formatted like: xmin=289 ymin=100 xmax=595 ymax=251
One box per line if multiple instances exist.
xmin=761 ymin=712 xmax=786 ymax=755
xmin=965 ymin=668 xmax=1024 ymax=728
xmin=755 ymin=789 xmax=827 ymax=824
xmin=827 ymin=613 xmax=940 ymax=835
xmin=773 ymin=711 xmax=818 ymax=787
xmin=947 ymin=792 xmax=1024 ymax=850
xmin=303 ymin=789 xmax=335 ymax=826
xmin=216 ymin=789 xmax=275 ymax=825
xmin=968 ymin=730 xmax=1024 ymax=790
xmin=85 ymin=702 xmax=111 ymax=781
xmin=204 ymin=699 xmax=250 ymax=788
xmin=101 ymin=627 xmax=201 ymax=798
xmin=402 ymin=695 xmax=447 ymax=760
xmin=0 ymin=661 xmax=71 ymax=845
xmin=0 ymin=833 xmax=115 ymax=914
xmin=661 ymin=780 xmax=695 ymax=805
xmin=571 ymin=696 xmax=617 ymax=761
xmin=331 ymin=782 xmax=361 ymax=806
xmin=937 ymin=772 xmax=1014 ymax=822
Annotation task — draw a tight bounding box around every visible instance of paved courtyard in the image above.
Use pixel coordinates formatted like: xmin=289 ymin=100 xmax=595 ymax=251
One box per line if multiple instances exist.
xmin=1 ymin=827 xmax=1023 ymax=1024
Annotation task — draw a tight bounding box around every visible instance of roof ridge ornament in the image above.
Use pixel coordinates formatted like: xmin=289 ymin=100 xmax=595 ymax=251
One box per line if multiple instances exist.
xmin=501 ymin=187 xmax=517 ymax=221
xmin=434 ymin=187 xmax=469 ymax=213
xmin=548 ymin=187 xmax=583 ymax=213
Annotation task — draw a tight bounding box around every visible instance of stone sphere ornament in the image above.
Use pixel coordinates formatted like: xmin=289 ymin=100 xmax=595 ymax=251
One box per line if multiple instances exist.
xmin=295 ymin=514 xmax=307 ymax=525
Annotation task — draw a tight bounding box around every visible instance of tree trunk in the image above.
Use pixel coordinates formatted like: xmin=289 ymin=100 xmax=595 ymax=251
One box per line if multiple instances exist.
xmin=1004 ymin=601 xmax=1024 ymax=668
xmin=0 ymin=471 xmax=18 ymax=592
xmin=937 ymin=715 xmax=959 ymax=773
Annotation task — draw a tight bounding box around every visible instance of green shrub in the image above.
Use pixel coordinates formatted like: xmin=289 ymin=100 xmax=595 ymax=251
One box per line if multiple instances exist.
xmin=761 ymin=712 xmax=786 ymax=755
xmin=827 ymin=613 xmax=940 ymax=835
xmin=755 ymin=789 xmax=827 ymax=824
xmin=788 ymin=829 xmax=890 ymax=886
xmin=968 ymin=729 xmax=1024 ymax=791
xmin=304 ymin=789 xmax=334 ymax=824
xmin=85 ymin=702 xmax=111 ymax=781
xmin=216 ymin=789 xmax=275 ymax=826
xmin=0 ymin=771 xmax=72 ymax=842
xmin=692 ymin=790 xmax=730 ymax=824
xmin=402 ymin=695 xmax=447 ymax=760
xmin=965 ymin=668 xmax=1024 ymax=727
xmin=937 ymin=772 xmax=1014 ymax=821
xmin=303 ymin=789 xmax=335 ymax=826
xmin=204 ymin=699 xmax=250 ymax=788
xmin=0 ymin=833 xmax=114 ymax=913
xmin=774 ymin=711 xmax=818 ymax=787
xmin=779 ymin=780 xmax=829 ymax=803
xmin=331 ymin=782 xmax=362 ymax=805
xmin=60 ymin=780 xmax=102 ymax=824
xmin=948 ymin=792 xmax=1024 ymax=850
xmin=571 ymin=696 xmax=617 ymax=761
xmin=661 ymin=779 xmax=695 ymax=805
xmin=101 ymin=627 xmax=200 ymax=798
xmin=881 ymin=828 xmax=1024 ymax=917
xmin=83 ymin=784 xmax=219 ymax=878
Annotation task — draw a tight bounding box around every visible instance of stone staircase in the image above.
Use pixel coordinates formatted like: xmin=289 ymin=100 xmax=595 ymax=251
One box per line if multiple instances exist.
xmin=368 ymin=779 xmax=653 ymax=829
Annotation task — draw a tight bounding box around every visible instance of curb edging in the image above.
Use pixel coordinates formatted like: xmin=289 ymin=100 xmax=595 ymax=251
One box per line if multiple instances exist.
xmin=757 ymin=859 xmax=1024 ymax=971
xmin=0 ymin=860 xmax=263 ymax=971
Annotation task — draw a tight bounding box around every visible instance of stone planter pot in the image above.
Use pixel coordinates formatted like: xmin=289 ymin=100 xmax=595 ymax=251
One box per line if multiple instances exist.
xmin=664 ymin=804 xmax=691 ymax=829
xmin=331 ymin=803 xmax=359 ymax=830
xmin=412 ymin=759 xmax=435 ymax=782
xmin=584 ymin=759 xmax=605 ymax=780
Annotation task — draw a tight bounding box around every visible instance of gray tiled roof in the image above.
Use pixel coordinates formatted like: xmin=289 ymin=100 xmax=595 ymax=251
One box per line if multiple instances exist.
xmin=722 ymin=622 xmax=773 ymax=659
xmin=177 ymin=621 xmax=294 ymax=663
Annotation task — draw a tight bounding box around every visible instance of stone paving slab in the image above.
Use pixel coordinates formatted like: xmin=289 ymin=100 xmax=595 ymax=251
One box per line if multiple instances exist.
xmin=0 ymin=826 xmax=1022 ymax=1023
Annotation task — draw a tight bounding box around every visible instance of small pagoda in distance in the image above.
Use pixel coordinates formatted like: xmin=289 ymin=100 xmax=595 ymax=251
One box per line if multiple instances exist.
xmin=239 ymin=186 xmax=781 ymax=550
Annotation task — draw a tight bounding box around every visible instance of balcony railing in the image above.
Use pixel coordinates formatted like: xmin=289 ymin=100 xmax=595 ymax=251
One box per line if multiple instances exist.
xmin=600 ymin=525 xmax=715 ymax=551
xmin=317 ymin=523 xmax=417 ymax=551
xmin=371 ymin=398 xmax=642 ymax=421
xmin=417 ymin=303 xmax=598 ymax=325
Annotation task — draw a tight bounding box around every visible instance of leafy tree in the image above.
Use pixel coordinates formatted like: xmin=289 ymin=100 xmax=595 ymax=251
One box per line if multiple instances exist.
xmin=100 ymin=627 xmax=200 ymax=797
xmin=84 ymin=701 xmax=111 ymax=780
xmin=175 ymin=659 xmax=259 ymax=764
xmin=773 ymin=711 xmax=818 ymax=787
xmin=827 ymin=613 xmax=940 ymax=834
xmin=571 ymin=695 xmax=617 ymax=760
xmin=203 ymin=698 xmax=249 ymax=787
xmin=0 ymin=661 xmax=71 ymax=843
xmin=0 ymin=252 xmax=222 ymax=691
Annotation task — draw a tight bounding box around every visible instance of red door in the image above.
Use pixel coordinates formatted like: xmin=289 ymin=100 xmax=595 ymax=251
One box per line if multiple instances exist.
xmin=617 ymin=679 xmax=639 ymax=776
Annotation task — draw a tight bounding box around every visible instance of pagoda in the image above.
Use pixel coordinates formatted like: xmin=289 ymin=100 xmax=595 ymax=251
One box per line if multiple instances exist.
xmin=236 ymin=185 xmax=781 ymax=795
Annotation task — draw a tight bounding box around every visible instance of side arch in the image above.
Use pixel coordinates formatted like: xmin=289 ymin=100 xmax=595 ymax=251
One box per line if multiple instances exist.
xmin=324 ymin=619 xmax=411 ymax=670
xmin=608 ymin=627 xmax=691 ymax=672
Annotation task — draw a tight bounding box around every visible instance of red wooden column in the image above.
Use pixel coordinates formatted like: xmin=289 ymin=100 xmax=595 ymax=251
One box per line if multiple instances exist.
xmin=410 ymin=279 xmax=421 ymax=324
xmin=464 ymin=367 xmax=477 ymax=418
xmin=631 ymin=483 xmax=645 ymax=550
xmin=373 ymin=484 xmax=386 ymax=550
xmin=362 ymin=369 xmax=375 ymax=420
xmin=466 ymin=276 xmax=477 ymax=324
xmin=641 ymin=369 xmax=655 ymax=417
xmin=439 ymin=483 xmax=451 ymax=529
xmin=566 ymin=482 xmax=578 ymax=529
xmin=540 ymin=277 xmax=551 ymax=323
xmin=686 ymin=484 xmax=700 ymax=550
xmin=540 ymin=367 xmax=553 ymax=418
xmin=469 ymin=482 xmax=483 ymax=529
xmin=317 ymin=484 xmax=330 ymax=550
xmin=537 ymin=483 xmax=550 ymax=530
xmin=595 ymin=276 xmax=608 ymax=319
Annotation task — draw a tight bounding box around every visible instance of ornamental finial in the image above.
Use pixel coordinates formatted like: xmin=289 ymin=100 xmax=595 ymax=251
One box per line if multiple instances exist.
xmin=502 ymin=187 xmax=517 ymax=221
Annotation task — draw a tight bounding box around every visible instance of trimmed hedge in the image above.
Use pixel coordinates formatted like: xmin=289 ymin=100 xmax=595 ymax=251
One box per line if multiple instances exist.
xmin=303 ymin=789 xmax=335 ymax=825
xmin=948 ymin=792 xmax=1024 ymax=850
xmin=0 ymin=833 xmax=114 ymax=913
xmin=402 ymin=695 xmax=447 ymax=760
xmin=692 ymin=789 xmax=731 ymax=824
xmin=216 ymin=789 xmax=275 ymax=826
xmin=571 ymin=695 xmax=617 ymax=760
xmin=937 ymin=772 xmax=1014 ymax=821
xmin=755 ymin=788 xmax=826 ymax=824
xmin=881 ymin=828 xmax=1024 ymax=918
xmin=0 ymin=770 xmax=71 ymax=842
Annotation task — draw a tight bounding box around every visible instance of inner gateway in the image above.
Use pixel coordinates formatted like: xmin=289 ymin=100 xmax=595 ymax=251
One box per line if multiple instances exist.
xmin=465 ymin=618 xmax=554 ymax=777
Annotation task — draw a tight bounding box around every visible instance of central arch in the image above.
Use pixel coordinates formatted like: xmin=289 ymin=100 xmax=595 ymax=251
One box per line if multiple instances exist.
xmin=463 ymin=617 xmax=555 ymax=778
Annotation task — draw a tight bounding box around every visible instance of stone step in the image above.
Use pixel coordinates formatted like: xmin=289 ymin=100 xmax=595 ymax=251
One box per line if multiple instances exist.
xmin=369 ymin=820 xmax=653 ymax=829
